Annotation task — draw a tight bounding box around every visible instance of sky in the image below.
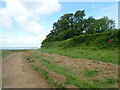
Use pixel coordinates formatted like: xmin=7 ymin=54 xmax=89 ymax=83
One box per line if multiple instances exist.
xmin=0 ymin=0 xmax=119 ymax=48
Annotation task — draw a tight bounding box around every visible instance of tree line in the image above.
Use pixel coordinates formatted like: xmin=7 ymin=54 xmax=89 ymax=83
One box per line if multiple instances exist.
xmin=42 ymin=10 xmax=116 ymax=45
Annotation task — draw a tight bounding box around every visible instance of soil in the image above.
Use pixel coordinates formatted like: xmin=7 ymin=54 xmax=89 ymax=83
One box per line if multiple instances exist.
xmin=2 ymin=52 xmax=50 ymax=88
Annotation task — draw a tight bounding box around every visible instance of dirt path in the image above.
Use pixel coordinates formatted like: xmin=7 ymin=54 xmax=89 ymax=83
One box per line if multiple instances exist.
xmin=2 ymin=52 xmax=50 ymax=88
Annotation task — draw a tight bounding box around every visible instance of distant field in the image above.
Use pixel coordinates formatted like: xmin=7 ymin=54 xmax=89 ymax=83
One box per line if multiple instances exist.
xmin=2 ymin=50 xmax=17 ymax=59
xmin=2 ymin=50 xmax=26 ymax=59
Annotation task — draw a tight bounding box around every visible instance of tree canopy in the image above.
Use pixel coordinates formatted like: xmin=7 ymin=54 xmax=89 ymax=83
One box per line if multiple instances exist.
xmin=42 ymin=10 xmax=116 ymax=46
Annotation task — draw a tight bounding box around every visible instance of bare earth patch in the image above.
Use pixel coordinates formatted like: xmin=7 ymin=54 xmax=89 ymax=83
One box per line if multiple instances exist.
xmin=2 ymin=52 xmax=51 ymax=88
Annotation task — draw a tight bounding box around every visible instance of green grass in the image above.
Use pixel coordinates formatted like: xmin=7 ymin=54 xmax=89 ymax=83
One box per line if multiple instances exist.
xmin=32 ymin=64 xmax=64 ymax=88
xmin=93 ymin=77 xmax=117 ymax=88
xmin=25 ymin=51 xmax=119 ymax=88
xmin=84 ymin=70 xmax=99 ymax=77
xmin=105 ymin=77 xmax=117 ymax=85
xmin=2 ymin=50 xmax=16 ymax=59
xmin=39 ymin=46 xmax=118 ymax=64
xmin=2 ymin=50 xmax=27 ymax=59
xmin=35 ymin=55 xmax=100 ymax=88
xmin=29 ymin=53 xmax=118 ymax=88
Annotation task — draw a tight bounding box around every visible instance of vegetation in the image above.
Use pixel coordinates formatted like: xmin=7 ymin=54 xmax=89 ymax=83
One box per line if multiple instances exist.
xmin=30 ymin=53 xmax=99 ymax=88
xmin=2 ymin=50 xmax=27 ymax=59
xmin=2 ymin=50 xmax=17 ymax=59
xmin=84 ymin=70 xmax=99 ymax=77
xmin=40 ymin=29 xmax=119 ymax=64
xmin=40 ymin=10 xmax=119 ymax=64
xmin=41 ymin=30 xmax=118 ymax=49
xmin=40 ymin=46 xmax=118 ymax=64
xmin=32 ymin=10 xmax=119 ymax=88
xmin=26 ymin=52 xmax=118 ymax=88
xmin=42 ymin=10 xmax=116 ymax=46
xmin=32 ymin=64 xmax=63 ymax=88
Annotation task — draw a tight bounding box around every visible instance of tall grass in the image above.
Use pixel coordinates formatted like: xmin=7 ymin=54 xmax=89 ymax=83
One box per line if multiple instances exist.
xmin=40 ymin=46 xmax=118 ymax=64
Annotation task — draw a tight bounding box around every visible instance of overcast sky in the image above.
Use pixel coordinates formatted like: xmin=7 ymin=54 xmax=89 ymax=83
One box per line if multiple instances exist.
xmin=0 ymin=0 xmax=119 ymax=48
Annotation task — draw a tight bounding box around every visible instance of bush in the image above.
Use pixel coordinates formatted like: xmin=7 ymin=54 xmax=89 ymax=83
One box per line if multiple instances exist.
xmin=42 ymin=30 xmax=119 ymax=49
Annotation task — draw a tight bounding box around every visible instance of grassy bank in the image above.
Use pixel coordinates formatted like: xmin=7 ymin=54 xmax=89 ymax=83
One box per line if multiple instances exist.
xmin=40 ymin=30 xmax=119 ymax=65
xmin=40 ymin=46 xmax=118 ymax=64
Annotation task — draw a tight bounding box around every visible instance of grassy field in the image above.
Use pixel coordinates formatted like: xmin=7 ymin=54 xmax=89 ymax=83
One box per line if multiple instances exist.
xmin=32 ymin=44 xmax=119 ymax=88
xmin=39 ymin=46 xmax=118 ymax=65
xmin=2 ymin=50 xmax=26 ymax=59
xmin=25 ymin=51 xmax=119 ymax=88
xmin=2 ymin=50 xmax=15 ymax=59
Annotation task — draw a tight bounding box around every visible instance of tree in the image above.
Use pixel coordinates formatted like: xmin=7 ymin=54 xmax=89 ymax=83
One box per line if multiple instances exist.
xmin=41 ymin=10 xmax=116 ymax=46
xmin=84 ymin=16 xmax=96 ymax=34
xmin=95 ymin=16 xmax=115 ymax=32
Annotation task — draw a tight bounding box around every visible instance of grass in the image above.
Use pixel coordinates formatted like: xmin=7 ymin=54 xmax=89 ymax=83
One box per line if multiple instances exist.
xmin=2 ymin=50 xmax=16 ymax=59
xmin=93 ymin=77 xmax=117 ymax=88
xmin=105 ymin=77 xmax=117 ymax=85
xmin=32 ymin=64 xmax=64 ymax=88
xmin=30 ymin=30 xmax=119 ymax=88
xmin=28 ymin=52 xmax=118 ymax=88
xmin=35 ymin=55 xmax=99 ymax=88
xmin=40 ymin=46 xmax=118 ymax=64
xmin=84 ymin=70 xmax=99 ymax=77
xmin=2 ymin=50 xmax=27 ymax=59
xmin=40 ymin=30 xmax=119 ymax=65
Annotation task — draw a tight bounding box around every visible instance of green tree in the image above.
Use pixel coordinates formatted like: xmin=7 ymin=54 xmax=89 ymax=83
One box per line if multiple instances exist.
xmin=41 ymin=10 xmax=116 ymax=47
